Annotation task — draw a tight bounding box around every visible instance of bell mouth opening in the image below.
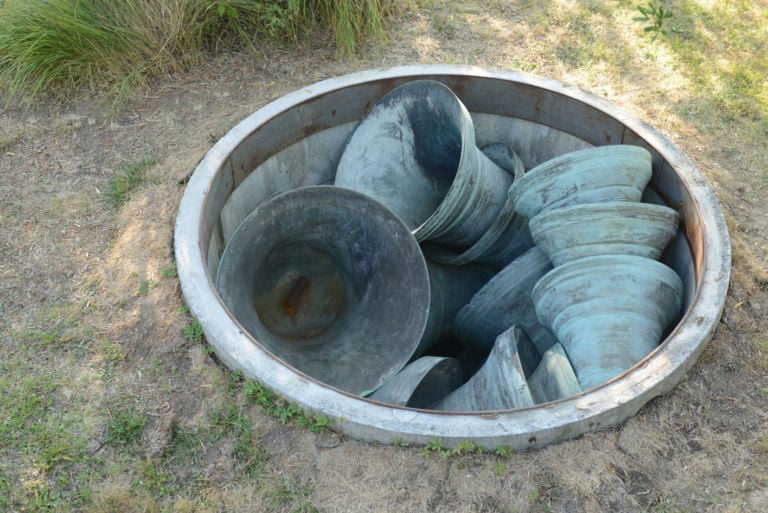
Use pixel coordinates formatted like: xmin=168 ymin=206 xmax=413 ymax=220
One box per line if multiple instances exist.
xmin=213 ymin=185 xmax=431 ymax=397
xmin=175 ymin=65 xmax=731 ymax=450
xmin=252 ymin=244 xmax=350 ymax=344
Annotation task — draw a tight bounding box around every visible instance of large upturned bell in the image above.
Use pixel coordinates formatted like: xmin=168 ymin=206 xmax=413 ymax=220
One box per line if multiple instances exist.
xmin=334 ymin=80 xmax=513 ymax=250
xmin=215 ymin=186 xmax=431 ymax=396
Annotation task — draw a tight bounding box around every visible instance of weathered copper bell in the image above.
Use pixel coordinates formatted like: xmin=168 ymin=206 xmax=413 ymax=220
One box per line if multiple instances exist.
xmin=334 ymin=80 xmax=513 ymax=250
xmin=432 ymin=325 xmax=536 ymax=411
xmin=509 ymin=145 xmax=653 ymax=219
xmin=529 ymin=200 xmax=679 ymax=266
xmin=533 ymin=255 xmax=683 ymax=389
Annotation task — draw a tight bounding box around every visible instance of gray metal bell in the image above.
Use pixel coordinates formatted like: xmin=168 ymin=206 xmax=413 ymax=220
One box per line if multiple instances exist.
xmin=422 ymin=144 xmax=534 ymax=268
xmin=416 ymin=260 xmax=496 ymax=356
xmin=453 ymin=247 xmax=558 ymax=355
xmin=368 ymin=356 xmax=464 ymax=408
xmin=215 ymin=186 xmax=431 ymax=396
xmin=529 ymin=200 xmax=679 ymax=266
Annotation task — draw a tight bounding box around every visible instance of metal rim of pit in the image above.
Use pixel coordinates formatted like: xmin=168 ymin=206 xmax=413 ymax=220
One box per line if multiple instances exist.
xmin=174 ymin=65 xmax=731 ymax=450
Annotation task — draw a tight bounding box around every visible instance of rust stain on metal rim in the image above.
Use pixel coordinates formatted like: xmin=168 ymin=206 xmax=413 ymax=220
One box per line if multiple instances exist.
xmin=174 ymin=65 xmax=731 ymax=450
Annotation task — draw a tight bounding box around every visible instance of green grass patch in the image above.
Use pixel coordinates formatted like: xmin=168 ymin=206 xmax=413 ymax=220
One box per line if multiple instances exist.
xmin=243 ymin=379 xmax=335 ymax=433
xmin=653 ymin=0 xmax=768 ymax=129
xmin=0 ymin=0 xmax=394 ymax=106
xmin=161 ymin=263 xmax=178 ymax=278
xmin=134 ymin=278 xmax=156 ymax=297
xmin=132 ymin=459 xmax=179 ymax=498
xmin=163 ymin=400 xmax=270 ymax=480
xmin=0 ymin=374 xmax=58 ymax=446
xmin=105 ymin=156 xmax=156 ymax=208
xmin=0 ymin=371 xmax=96 ymax=510
xmin=105 ymin=402 xmax=149 ymax=447
xmin=183 ymin=315 xmax=205 ymax=343
xmin=270 ymin=476 xmax=319 ymax=513
xmin=210 ymin=402 xmax=270 ymax=477
xmin=167 ymin=424 xmax=208 ymax=465
xmin=99 ymin=339 xmax=126 ymax=370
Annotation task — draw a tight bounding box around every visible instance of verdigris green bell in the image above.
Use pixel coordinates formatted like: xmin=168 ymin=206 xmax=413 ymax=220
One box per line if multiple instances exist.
xmin=215 ymin=186 xmax=431 ymax=396
xmin=527 ymin=343 xmax=582 ymax=404
xmin=509 ymin=145 xmax=653 ymax=219
xmin=532 ymin=255 xmax=683 ymax=390
xmin=529 ymin=201 xmax=679 ymax=266
xmin=334 ymin=80 xmax=513 ymax=249
xmin=432 ymin=325 xmax=535 ymax=411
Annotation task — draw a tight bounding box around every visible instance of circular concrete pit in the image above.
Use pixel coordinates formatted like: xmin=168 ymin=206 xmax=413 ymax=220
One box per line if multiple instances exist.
xmin=174 ymin=65 xmax=731 ymax=450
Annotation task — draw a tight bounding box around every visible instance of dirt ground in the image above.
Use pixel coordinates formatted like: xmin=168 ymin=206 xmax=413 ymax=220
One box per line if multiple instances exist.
xmin=1 ymin=1 xmax=767 ymax=512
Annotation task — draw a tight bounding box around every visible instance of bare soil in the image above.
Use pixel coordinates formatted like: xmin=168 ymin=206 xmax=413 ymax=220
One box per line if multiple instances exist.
xmin=1 ymin=2 xmax=767 ymax=512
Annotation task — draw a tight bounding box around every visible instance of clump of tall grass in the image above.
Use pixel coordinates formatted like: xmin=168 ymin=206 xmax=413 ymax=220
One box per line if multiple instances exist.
xmin=0 ymin=0 xmax=394 ymax=106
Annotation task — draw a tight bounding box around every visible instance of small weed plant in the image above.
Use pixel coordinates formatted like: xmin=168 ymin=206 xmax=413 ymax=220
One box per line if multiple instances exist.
xmin=105 ymin=403 xmax=149 ymax=447
xmin=243 ymin=379 xmax=335 ymax=433
xmin=161 ymin=263 xmax=178 ymax=278
xmin=135 ymin=279 xmax=155 ymax=297
xmin=183 ymin=315 xmax=205 ymax=343
xmin=105 ymin=156 xmax=156 ymax=208
xmin=634 ymin=1 xmax=674 ymax=38
xmin=421 ymin=439 xmax=451 ymax=458
xmin=420 ymin=438 xmax=499 ymax=458
xmin=392 ymin=437 xmax=410 ymax=448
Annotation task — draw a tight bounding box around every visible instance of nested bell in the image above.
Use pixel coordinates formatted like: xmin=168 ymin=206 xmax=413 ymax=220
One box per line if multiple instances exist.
xmin=532 ymin=255 xmax=683 ymax=389
xmin=529 ymin=201 xmax=679 ymax=266
xmin=509 ymin=145 xmax=653 ymax=219
xmin=422 ymin=144 xmax=533 ymax=267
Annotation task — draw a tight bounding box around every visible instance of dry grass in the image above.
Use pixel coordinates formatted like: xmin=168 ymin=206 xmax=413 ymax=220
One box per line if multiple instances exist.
xmin=1 ymin=0 xmax=767 ymax=511
xmin=0 ymin=0 xmax=394 ymax=108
